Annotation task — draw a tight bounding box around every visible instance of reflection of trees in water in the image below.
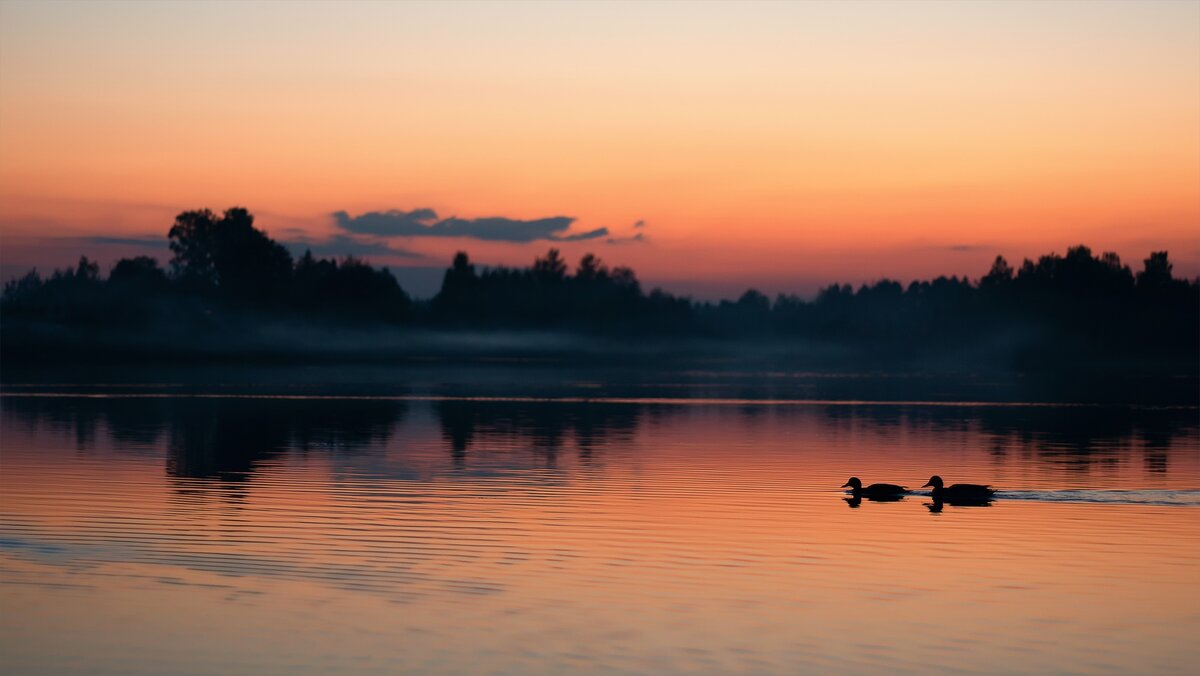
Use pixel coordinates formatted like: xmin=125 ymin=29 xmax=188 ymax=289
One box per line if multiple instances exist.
xmin=435 ymin=399 xmax=1192 ymax=476
xmin=165 ymin=398 xmax=405 ymax=480
xmin=166 ymin=400 xmax=286 ymax=480
xmin=0 ymin=396 xmax=405 ymax=481
xmin=435 ymin=400 xmax=641 ymax=469
xmin=975 ymin=408 xmax=1194 ymax=475
xmin=1141 ymin=432 xmax=1172 ymax=474
xmin=1 ymin=396 xmax=172 ymax=453
xmin=3 ymin=395 xmax=1193 ymax=479
xmin=830 ymin=404 xmax=1196 ymax=474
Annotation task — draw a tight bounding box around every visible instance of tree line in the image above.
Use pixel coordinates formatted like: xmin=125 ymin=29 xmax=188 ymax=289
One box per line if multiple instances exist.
xmin=2 ymin=206 xmax=1196 ymax=367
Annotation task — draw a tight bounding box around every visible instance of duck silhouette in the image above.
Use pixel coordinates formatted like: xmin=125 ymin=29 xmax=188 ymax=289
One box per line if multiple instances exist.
xmin=841 ymin=477 xmax=908 ymax=501
xmin=921 ymin=475 xmax=995 ymax=502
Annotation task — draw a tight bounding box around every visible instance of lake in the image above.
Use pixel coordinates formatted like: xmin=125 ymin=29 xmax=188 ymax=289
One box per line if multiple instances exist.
xmin=2 ymin=368 xmax=1198 ymax=674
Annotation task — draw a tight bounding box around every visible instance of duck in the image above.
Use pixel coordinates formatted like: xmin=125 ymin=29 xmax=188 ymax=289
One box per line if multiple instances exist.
xmin=841 ymin=477 xmax=908 ymax=500
xmin=921 ymin=475 xmax=995 ymax=501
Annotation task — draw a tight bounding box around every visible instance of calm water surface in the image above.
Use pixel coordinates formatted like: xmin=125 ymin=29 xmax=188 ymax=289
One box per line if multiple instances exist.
xmin=2 ymin=380 xmax=1198 ymax=674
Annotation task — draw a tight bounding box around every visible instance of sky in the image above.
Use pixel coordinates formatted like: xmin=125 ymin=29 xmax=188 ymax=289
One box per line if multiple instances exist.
xmin=1 ymin=0 xmax=1197 ymax=299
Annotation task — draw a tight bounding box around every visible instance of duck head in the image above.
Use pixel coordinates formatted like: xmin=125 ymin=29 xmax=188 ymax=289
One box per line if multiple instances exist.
xmin=922 ymin=475 xmax=944 ymax=489
xmin=841 ymin=477 xmax=863 ymax=490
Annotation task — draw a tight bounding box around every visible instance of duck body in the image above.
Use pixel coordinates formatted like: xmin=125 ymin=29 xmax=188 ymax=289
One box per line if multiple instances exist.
xmin=842 ymin=477 xmax=908 ymax=499
xmin=922 ymin=475 xmax=995 ymax=501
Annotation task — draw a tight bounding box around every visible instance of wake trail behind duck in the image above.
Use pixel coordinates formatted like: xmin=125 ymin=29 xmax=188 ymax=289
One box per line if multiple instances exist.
xmin=988 ymin=489 xmax=1200 ymax=506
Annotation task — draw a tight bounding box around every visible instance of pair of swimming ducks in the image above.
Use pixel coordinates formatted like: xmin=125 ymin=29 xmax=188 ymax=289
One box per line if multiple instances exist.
xmin=842 ymin=475 xmax=995 ymax=501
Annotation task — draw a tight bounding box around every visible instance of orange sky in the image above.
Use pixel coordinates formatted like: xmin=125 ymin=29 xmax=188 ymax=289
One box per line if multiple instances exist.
xmin=1 ymin=1 xmax=1197 ymax=298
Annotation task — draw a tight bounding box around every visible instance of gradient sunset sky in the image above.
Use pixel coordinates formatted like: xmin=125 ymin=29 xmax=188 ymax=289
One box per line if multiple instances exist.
xmin=1 ymin=0 xmax=1197 ymax=298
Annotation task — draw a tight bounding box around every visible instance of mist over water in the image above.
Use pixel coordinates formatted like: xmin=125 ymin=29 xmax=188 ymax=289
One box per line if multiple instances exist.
xmin=1 ymin=378 xmax=1198 ymax=674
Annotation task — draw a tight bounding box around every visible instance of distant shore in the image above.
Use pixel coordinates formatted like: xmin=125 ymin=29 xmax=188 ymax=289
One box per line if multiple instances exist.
xmin=4 ymin=209 xmax=1196 ymax=391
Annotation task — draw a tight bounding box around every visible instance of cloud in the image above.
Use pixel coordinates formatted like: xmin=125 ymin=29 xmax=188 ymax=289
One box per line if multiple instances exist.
xmin=75 ymin=230 xmax=422 ymax=262
xmin=333 ymin=209 xmax=439 ymax=236
xmin=333 ymin=209 xmax=608 ymax=243
xmin=432 ymin=215 xmax=592 ymax=241
xmin=80 ymin=228 xmax=422 ymax=260
xmin=284 ymin=235 xmax=425 ymax=260
xmin=605 ymin=219 xmax=648 ymax=244
xmin=606 ymin=233 xmax=646 ymax=245
xmin=556 ymin=228 xmax=609 ymax=242
xmin=945 ymin=244 xmax=991 ymax=252
xmin=85 ymin=235 xmax=167 ymax=247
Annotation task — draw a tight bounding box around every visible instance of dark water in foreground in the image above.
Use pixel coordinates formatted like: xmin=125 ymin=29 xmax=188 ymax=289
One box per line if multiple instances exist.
xmin=1 ymin=378 xmax=1198 ymax=674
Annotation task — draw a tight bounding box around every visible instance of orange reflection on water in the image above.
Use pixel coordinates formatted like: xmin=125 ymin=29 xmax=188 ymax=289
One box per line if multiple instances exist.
xmin=1 ymin=397 xmax=1198 ymax=673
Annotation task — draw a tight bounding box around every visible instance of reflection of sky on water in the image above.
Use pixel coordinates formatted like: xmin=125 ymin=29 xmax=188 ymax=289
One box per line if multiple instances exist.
xmin=2 ymin=393 xmax=1198 ymax=674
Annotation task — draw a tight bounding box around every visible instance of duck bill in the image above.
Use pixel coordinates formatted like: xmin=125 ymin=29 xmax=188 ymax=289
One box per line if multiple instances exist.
xmin=840 ymin=482 xmax=852 ymax=488
xmin=921 ymin=482 xmax=933 ymax=488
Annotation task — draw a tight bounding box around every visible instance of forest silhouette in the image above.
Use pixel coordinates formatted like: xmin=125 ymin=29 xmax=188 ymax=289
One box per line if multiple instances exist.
xmin=2 ymin=206 xmax=1196 ymax=372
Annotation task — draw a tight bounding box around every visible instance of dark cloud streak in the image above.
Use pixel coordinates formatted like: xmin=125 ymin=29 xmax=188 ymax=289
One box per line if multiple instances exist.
xmin=556 ymin=228 xmax=609 ymax=242
xmin=333 ymin=209 xmax=609 ymax=243
xmin=284 ymin=234 xmax=425 ymax=260
xmin=83 ymin=232 xmax=423 ymax=261
xmin=85 ymin=235 xmax=168 ymax=248
xmin=332 ymin=209 xmax=439 ymax=237
xmin=606 ymin=233 xmax=646 ymax=245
